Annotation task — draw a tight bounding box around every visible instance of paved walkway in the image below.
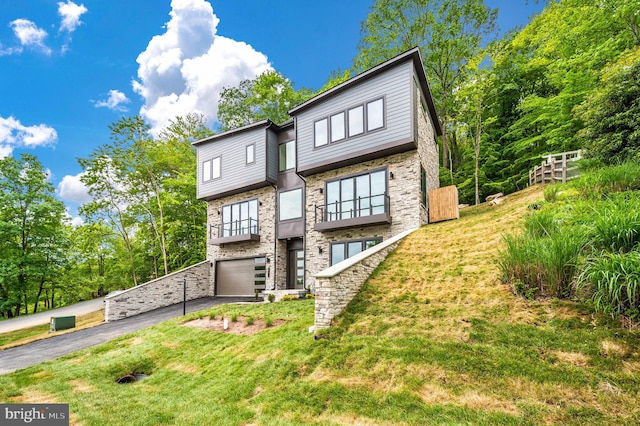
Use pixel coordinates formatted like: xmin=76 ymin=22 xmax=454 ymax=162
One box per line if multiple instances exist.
xmin=0 ymin=299 xmax=105 ymax=334
xmin=0 ymin=297 xmax=256 ymax=375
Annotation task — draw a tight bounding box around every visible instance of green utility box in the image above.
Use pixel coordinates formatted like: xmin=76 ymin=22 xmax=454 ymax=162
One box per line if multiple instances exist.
xmin=50 ymin=316 xmax=76 ymax=332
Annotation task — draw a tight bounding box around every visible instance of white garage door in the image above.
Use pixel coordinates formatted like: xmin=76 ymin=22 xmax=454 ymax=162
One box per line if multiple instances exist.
xmin=216 ymin=258 xmax=257 ymax=296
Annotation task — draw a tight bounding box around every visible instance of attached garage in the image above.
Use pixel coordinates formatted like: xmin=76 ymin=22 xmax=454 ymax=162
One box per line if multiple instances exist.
xmin=215 ymin=257 xmax=266 ymax=296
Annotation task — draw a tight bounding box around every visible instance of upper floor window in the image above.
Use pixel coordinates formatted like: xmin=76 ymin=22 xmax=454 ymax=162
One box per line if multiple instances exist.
xmin=330 ymin=237 xmax=382 ymax=266
xmin=330 ymin=112 xmax=345 ymax=142
xmin=314 ymin=97 xmax=385 ymax=148
xmin=348 ymin=105 xmax=364 ymax=137
xmin=279 ymin=140 xmax=296 ymax=171
xmin=246 ymin=144 xmax=255 ymax=164
xmin=221 ymin=198 xmax=258 ymax=237
xmin=314 ymin=119 xmax=328 ymax=147
xmin=279 ymin=188 xmax=303 ymax=221
xmin=203 ymin=156 xmax=221 ymax=182
xmin=325 ymin=169 xmax=387 ymax=221
xmin=367 ymin=98 xmax=384 ymax=130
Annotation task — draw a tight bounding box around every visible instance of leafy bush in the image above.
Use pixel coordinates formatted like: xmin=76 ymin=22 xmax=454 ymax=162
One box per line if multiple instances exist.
xmin=230 ymin=313 xmax=238 ymax=322
xmin=268 ymin=294 xmax=276 ymax=303
xmin=264 ymin=317 xmax=273 ymax=327
xmin=280 ymin=295 xmax=297 ymax=301
xmin=246 ymin=316 xmax=254 ymax=326
xmin=579 ymin=250 xmax=640 ymax=321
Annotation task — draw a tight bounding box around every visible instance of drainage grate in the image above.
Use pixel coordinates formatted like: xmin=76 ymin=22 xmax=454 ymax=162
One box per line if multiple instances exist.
xmin=116 ymin=373 xmax=149 ymax=384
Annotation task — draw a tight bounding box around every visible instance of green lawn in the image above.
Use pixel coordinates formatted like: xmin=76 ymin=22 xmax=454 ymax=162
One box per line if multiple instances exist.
xmin=1 ymin=186 xmax=639 ymax=425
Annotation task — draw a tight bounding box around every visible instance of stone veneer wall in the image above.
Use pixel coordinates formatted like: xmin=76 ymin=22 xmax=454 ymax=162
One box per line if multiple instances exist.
xmin=104 ymin=260 xmax=210 ymax=322
xmin=416 ymin=84 xmax=440 ymax=225
xmin=314 ymin=229 xmax=415 ymax=329
xmin=206 ymin=185 xmax=278 ymax=292
xmin=304 ymin=151 xmax=422 ymax=291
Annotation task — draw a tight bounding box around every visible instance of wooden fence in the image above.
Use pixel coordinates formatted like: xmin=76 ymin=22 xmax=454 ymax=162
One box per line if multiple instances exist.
xmin=428 ymin=185 xmax=459 ymax=223
xmin=529 ymin=150 xmax=582 ymax=185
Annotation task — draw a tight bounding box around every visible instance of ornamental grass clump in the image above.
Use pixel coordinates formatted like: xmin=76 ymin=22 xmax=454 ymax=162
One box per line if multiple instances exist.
xmin=579 ymin=249 xmax=640 ymax=321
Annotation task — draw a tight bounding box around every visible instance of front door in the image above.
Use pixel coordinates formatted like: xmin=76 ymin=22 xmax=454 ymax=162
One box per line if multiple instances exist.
xmin=286 ymin=239 xmax=304 ymax=290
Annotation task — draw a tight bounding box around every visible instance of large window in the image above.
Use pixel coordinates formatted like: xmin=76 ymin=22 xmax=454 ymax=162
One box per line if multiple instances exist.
xmin=203 ymin=156 xmax=221 ymax=182
xmin=221 ymin=198 xmax=258 ymax=237
xmin=314 ymin=98 xmax=385 ymax=147
xmin=279 ymin=188 xmax=303 ymax=221
xmin=330 ymin=238 xmax=381 ymax=266
xmin=279 ymin=140 xmax=296 ymax=171
xmin=325 ymin=169 xmax=387 ymax=221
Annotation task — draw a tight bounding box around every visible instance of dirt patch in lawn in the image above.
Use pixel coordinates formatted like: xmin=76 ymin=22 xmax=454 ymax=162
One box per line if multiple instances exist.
xmin=183 ymin=316 xmax=285 ymax=335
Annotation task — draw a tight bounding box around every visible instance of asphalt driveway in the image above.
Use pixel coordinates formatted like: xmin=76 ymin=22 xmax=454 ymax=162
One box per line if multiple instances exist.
xmin=0 ymin=297 xmax=256 ymax=375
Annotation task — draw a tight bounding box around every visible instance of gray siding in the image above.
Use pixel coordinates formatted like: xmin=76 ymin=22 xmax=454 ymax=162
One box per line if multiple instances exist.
xmin=296 ymin=62 xmax=413 ymax=173
xmin=266 ymin=129 xmax=278 ymax=182
xmin=197 ymin=127 xmax=268 ymax=200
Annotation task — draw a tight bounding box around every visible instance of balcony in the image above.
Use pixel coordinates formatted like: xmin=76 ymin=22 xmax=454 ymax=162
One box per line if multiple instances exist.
xmin=209 ymin=218 xmax=260 ymax=245
xmin=314 ymin=194 xmax=391 ymax=232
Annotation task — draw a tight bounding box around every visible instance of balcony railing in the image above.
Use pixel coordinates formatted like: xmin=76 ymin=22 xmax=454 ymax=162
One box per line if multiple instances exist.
xmin=314 ymin=194 xmax=391 ymax=232
xmin=209 ymin=218 xmax=260 ymax=245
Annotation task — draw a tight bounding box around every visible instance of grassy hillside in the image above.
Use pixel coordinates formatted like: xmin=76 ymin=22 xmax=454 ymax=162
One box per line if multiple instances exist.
xmin=1 ymin=186 xmax=639 ymax=425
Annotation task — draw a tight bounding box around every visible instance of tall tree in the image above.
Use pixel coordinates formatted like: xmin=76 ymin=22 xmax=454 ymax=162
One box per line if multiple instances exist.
xmin=217 ymin=70 xmax=312 ymax=131
xmin=0 ymin=154 xmax=68 ymax=317
xmin=353 ymin=0 xmax=497 ymax=170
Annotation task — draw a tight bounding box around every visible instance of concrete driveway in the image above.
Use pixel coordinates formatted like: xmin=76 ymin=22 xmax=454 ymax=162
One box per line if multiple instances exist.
xmin=0 ymin=297 xmax=256 ymax=375
xmin=0 ymin=299 xmax=105 ymax=334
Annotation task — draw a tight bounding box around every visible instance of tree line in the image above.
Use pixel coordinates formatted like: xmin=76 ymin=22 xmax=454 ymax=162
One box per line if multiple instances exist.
xmin=2 ymin=0 xmax=638 ymax=318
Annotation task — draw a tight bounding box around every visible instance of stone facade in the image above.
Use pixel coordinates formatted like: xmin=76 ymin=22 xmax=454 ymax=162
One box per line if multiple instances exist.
xmin=206 ymin=185 xmax=279 ymax=292
xmin=304 ymin=150 xmax=424 ymax=291
xmin=314 ymin=229 xmax=414 ymax=329
xmin=416 ymin=84 xmax=441 ymax=224
xmin=104 ymin=260 xmax=210 ymax=322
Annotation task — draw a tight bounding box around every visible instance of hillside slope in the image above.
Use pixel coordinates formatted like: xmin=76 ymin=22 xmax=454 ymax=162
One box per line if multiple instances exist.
xmin=1 ymin=186 xmax=639 ymax=426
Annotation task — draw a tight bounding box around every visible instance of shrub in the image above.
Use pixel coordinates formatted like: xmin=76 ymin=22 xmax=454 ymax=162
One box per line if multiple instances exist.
xmin=230 ymin=313 xmax=238 ymax=322
xmin=590 ymin=196 xmax=640 ymax=253
xmin=268 ymin=294 xmax=276 ymax=303
xmin=573 ymin=161 xmax=640 ymax=198
xmin=281 ymin=295 xmax=297 ymax=301
xmin=265 ymin=317 xmax=273 ymax=327
xmin=246 ymin=316 xmax=254 ymax=326
xmin=499 ymin=230 xmax=586 ymax=299
xmin=305 ymin=293 xmax=315 ymax=299
xmin=579 ymin=250 xmax=640 ymax=321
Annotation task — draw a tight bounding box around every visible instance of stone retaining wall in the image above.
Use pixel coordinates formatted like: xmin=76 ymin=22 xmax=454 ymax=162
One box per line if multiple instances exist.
xmin=104 ymin=260 xmax=211 ymax=322
xmin=313 ymin=229 xmax=415 ymax=330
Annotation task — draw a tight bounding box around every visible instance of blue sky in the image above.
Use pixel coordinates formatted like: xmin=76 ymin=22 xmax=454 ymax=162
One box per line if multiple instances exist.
xmin=0 ymin=0 xmax=545 ymax=224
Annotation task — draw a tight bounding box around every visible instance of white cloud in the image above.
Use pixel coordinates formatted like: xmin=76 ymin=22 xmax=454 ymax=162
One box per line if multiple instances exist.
xmin=57 ymin=172 xmax=92 ymax=204
xmin=0 ymin=116 xmax=58 ymax=157
xmin=9 ymin=19 xmax=51 ymax=55
xmin=132 ymin=0 xmax=271 ymax=135
xmin=58 ymin=1 xmax=88 ymax=33
xmin=94 ymin=90 xmax=131 ymax=111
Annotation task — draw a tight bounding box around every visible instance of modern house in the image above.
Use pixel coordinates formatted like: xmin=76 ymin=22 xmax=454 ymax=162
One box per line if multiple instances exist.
xmin=193 ymin=47 xmax=442 ymax=298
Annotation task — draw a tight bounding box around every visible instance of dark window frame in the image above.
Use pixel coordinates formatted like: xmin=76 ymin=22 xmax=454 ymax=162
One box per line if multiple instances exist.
xmin=330 ymin=237 xmax=383 ymax=266
xmin=324 ymin=167 xmax=388 ymax=221
xmin=278 ymin=188 xmax=303 ymax=222
xmin=313 ymin=96 xmax=386 ymax=150
xmin=220 ymin=197 xmax=259 ymax=237
xmin=246 ymin=143 xmax=255 ymax=165
xmin=202 ymin=156 xmax=221 ymax=182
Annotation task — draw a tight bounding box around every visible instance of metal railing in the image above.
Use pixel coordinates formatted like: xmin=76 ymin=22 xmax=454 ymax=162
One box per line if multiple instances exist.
xmin=529 ymin=150 xmax=582 ymax=185
xmin=314 ymin=194 xmax=390 ymax=223
xmin=209 ymin=218 xmax=259 ymax=239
